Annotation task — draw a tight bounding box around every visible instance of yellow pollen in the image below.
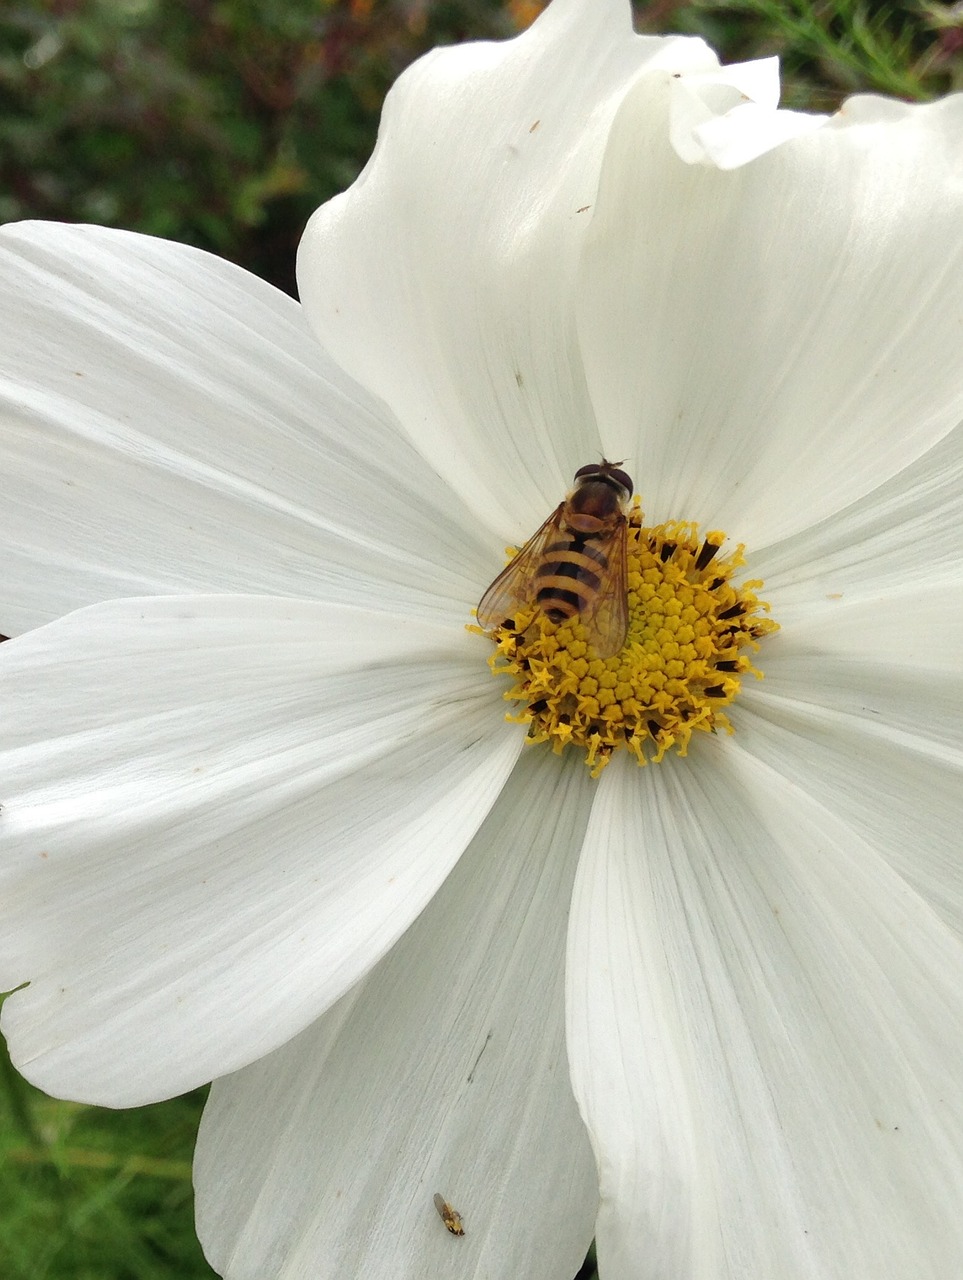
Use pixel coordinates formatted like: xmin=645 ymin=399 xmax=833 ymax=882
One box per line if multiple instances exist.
xmin=477 ymin=505 xmax=779 ymax=776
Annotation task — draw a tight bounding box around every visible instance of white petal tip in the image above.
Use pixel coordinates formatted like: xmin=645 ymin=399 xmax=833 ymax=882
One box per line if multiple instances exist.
xmin=669 ymin=56 xmax=829 ymax=169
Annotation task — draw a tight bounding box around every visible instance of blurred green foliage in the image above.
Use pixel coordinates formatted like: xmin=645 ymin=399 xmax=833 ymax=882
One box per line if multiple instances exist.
xmin=1 ymin=1025 xmax=213 ymax=1279
xmin=2 ymin=1 xmax=960 ymax=294
xmin=0 ymin=0 xmax=526 ymax=293
xmin=1 ymin=3 xmax=961 ymax=1279
xmin=648 ymin=0 xmax=963 ymax=106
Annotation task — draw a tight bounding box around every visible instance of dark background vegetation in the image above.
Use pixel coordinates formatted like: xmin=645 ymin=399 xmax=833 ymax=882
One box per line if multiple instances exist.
xmin=0 ymin=2 xmax=960 ymax=1277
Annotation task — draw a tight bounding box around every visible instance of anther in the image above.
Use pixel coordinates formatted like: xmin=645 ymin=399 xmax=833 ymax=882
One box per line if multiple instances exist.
xmin=695 ymin=539 xmax=723 ymax=571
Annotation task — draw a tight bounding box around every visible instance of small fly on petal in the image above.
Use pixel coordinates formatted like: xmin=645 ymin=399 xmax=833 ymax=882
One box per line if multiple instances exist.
xmin=433 ymin=1193 xmax=465 ymax=1236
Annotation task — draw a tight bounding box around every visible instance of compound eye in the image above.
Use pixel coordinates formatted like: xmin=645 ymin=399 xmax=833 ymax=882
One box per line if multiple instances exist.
xmin=607 ymin=466 xmax=633 ymax=495
xmin=573 ymin=461 xmax=634 ymax=495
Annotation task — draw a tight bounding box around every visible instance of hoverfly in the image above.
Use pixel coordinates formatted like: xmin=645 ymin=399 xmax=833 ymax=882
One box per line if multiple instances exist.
xmin=476 ymin=460 xmax=633 ymax=658
xmin=433 ymin=1193 xmax=465 ymax=1236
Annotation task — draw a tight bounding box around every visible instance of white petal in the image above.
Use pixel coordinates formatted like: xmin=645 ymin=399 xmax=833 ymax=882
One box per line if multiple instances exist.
xmin=568 ymin=746 xmax=963 ymax=1279
xmin=0 ymin=222 xmax=490 ymax=634
xmin=0 ymin=596 xmax=520 ymax=1105
xmin=195 ymin=750 xmax=597 ymax=1280
xmin=670 ymin=57 xmax=828 ymax=169
xmin=758 ymin=578 xmax=963 ymax=681
xmin=691 ymin=101 xmax=829 ymax=170
xmin=740 ymin=599 xmax=963 ymax=936
xmin=577 ymin=82 xmax=963 ymax=546
xmin=297 ymin=6 xmax=716 ymax=540
xmin=754 ymin=418 xmax=963 ymax=614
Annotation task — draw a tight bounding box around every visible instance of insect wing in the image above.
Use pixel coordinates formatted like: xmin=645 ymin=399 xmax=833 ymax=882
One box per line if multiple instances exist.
xmin=578 ymin=518 xmax=629 ymax=658
xmin=476 ymin=504 xmax=565 ymax=633
xmin=433 ymin=1193 xmax=465 ymax=1236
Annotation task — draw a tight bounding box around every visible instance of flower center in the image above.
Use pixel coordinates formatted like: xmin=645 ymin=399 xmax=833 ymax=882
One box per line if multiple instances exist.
xmin=480 ymin=505 xmax=779 ymax=775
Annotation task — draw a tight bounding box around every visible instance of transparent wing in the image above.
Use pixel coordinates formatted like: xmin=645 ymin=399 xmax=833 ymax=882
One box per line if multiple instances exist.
xmin=476 ymin=504 xmax=565 ymax=632
xmin=579 ymin=519 xmax=629 ymax=658
xmin=433 ymin=1194 xmax=465 ymax=1235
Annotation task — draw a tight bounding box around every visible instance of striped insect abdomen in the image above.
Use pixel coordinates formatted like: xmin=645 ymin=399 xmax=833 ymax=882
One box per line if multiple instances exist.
xmin=536 ymin=534 xmax=610 ymax=622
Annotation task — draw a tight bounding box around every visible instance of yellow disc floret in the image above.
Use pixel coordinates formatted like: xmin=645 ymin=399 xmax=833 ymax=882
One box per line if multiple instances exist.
xmin=480 ymin=505 xmax=779 ymax=775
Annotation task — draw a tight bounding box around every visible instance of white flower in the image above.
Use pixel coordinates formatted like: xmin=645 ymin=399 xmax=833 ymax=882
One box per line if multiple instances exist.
xmin=2 ymin=0 xmax=963 ymax=1277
